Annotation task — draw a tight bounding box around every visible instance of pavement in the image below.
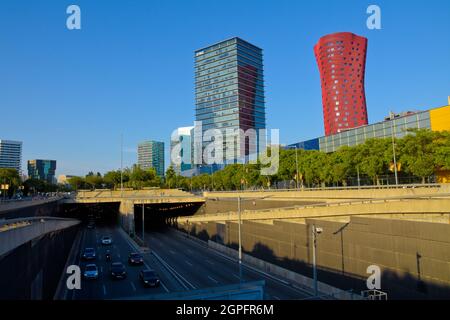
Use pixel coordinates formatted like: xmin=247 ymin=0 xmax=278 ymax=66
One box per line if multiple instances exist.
xmin=70 ymin=225 xmax=175 ymax=300
xmin=144 ymin=228 xmax=313 ymax=300
xmin=65 ymin=223 xmax=312 ymax=300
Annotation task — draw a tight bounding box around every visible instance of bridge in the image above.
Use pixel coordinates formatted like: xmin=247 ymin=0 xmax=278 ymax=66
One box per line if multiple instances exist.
xmin=64 ymin=188 xmax=205 ymax=233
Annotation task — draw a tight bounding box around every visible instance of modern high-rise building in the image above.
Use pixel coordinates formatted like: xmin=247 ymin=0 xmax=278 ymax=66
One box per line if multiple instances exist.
xmin=195 ymin=37 xmax=266 ymax=166
xmin=170 ymin=126 xmax=194 ymax=175
xmin=27 ymin=159 xmax=57 ymax=183
xmin=0 ymin=140 xmax=22 ymax=172
xmin=314 ymin=32 xmax=369 ymax=136
xmin=137 ymin=140 xmax=165 ymax=177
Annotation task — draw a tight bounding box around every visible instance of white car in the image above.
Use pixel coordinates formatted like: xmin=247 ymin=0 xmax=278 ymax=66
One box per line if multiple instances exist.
xmin=101 ymin=236 xmax=112 ymax=245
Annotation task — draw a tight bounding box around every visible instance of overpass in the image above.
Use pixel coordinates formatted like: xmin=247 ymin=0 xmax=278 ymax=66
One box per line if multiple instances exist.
xmin=64 ymin=189 xmax=205 ymax=233
xmin=0 ymin=216 xmax=80 ymax=299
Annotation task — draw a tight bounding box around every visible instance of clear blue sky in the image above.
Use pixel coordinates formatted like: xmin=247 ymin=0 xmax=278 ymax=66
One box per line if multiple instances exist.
xmin=1 ymin=0 xmax=449 ymax=176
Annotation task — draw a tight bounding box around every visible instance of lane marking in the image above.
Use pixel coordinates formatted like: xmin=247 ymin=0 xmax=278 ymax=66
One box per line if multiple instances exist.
xmin=206 ymin=259 xmax=214 ymax=265
xmin=130 ymin=282 xmax=136 ymax=292
xmin=117 ymin=253 xmax=121 ymax=258
xmin=117 ymin=227 xmax=171 ymax=294
xmin=185 ymin=260 xmax=193 ymax=267
xmin=232 ymin=274 xmax=240 ymax=280
xmin=169 ymin=250 xmax=176 ymax=255
xmin=102 ymin=285 xmax=107 ymax=296
xmin=272 ymin=296 xmax=281 ymax=300
xmin=208 ymin=276 xmax=219 ymax=284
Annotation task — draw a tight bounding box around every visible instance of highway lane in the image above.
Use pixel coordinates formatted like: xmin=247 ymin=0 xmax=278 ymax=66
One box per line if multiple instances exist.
xmin=144 ymin=228 xmax=313 ymax=300
xmin=72 ymin=225 xmax=172 ymax=300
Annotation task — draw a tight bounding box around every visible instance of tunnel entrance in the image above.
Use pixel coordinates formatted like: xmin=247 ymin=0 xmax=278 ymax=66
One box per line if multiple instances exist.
xmin=133 ymin=202 xmax=203 ymax=233
xmin=61 ymin=202 xmax=120 ymax=227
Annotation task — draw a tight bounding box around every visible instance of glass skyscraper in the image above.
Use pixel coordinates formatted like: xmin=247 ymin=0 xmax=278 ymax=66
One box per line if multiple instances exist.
xmin=195 ymin=37 xmax=266 ymax=164
xmin=137 ymin=140 xmax=165 ymax=177
xmin=27 ymin=159 xmax=56 ymax=183
xmin=0 ymin=140 xmax=22 ymax=173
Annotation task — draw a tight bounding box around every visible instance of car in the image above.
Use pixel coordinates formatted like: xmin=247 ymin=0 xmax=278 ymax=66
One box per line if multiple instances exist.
xmin=101 ymin=236 xmax=112 ymax=245
xmin=81 ymin=247 xmax=96 ymax=260
xmin=83 ymin=264 xmax=99 ymax=279
xmin=128 ymin=253 xmax=144 ymax=265
xmin=110 ymin=262 xmax=127 ymax=279
xmin=139 ymin=269 xmax=160 ymax=287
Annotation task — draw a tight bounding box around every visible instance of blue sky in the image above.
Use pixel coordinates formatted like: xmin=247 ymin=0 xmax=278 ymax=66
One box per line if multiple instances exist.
xmin=1 ymin=0 xmax=449 ymax=176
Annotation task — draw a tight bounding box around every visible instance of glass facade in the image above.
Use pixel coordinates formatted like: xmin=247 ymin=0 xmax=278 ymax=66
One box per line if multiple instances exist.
xmin=287 ymin=109 xmax=438 ymax=154
xmin=195 ymin=37 xmax=266 ymax=163
xmin=170 ymin=127 xmax=194 ymax=175
xmin=319 ymin=110 xmax=431 ymax=153
xmin=0 ymin=140 xmax=22 ymax=172
xmin=27 ymin=159 xmax=56 ymax=183
xmin=138 ymin=141 xmax=165 ymax=177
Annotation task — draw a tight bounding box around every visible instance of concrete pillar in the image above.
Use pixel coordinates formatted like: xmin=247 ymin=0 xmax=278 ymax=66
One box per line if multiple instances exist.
xmin=119 ymin=200 xmax=134 ymax=234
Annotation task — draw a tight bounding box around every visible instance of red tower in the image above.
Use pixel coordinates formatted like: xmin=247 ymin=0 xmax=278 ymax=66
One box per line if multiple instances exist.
xmin=314 ymin=32 xmax=369 ymax=136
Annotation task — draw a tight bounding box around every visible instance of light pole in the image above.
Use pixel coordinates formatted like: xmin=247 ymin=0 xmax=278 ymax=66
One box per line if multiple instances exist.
xmin=120 ymin=133 xmax=124 ymax=197
xmin=142 ymin=204 xmax=145 ymax=244
xmin=295 ymin=146 xmax=299 ymax=190
xmin=312 ymin=224 xmax=322 ymax=297
xmin=390 ymin=112 xmax=399 ymax=185
xmin=238 ymin=195 xmax=242 ymax=283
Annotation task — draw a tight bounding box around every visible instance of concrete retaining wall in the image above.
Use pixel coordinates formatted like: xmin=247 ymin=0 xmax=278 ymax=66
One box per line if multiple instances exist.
xmin=178 ymin=216 xmax=450 ymax=299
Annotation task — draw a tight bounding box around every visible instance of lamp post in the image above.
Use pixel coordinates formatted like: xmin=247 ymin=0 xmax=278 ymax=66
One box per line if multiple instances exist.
xmin=389 ymin=112 xmax=399 ymax=185
xmin=312 ymin=224 xmax=322 ymax=297
xmin=237 ymin=195 xmax=242 ymax=283
xmin=295 ymin=146 xmax=299 ymax=190
xmin=142 ymin=204 xmax=145 ymax=244
xmin=120 ymin=133 xmax=124 ymax=197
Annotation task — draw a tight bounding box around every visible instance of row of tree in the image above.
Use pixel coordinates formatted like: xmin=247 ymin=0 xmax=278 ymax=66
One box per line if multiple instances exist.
xmin=66 ymin=129 xmax=450 ymax=191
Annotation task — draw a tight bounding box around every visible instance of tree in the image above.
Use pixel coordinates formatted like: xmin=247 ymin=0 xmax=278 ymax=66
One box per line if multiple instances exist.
xmin=165 ymin=166 xmax=177 ymax=189
xmin=0 ymin=168 xmax=21 ymax=197
xmin=357 ymin=138 xmax=391 ymax=185
xmin=67 ymin=176 xmax=86 ymax=190
xmin=399 ymin=129 xmax=437 ymax=184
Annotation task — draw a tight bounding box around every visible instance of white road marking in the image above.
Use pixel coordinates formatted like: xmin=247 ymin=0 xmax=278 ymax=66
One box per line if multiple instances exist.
xmin=185 ymin=260 xmax=193 ymax=266
xmin=169 ymin=250 xmax=176 ymax=255
xmin=208 ymin=276 xmax=219 ymax=284
xmin=130 ymin=282 xmax=136 ymax=291
xmin=161 ymin=281 xmax=169 ymax=293
xmin=232 ymin=274 xmax=240 ymax=280
xmin=206 ymin=259 xmax=214 ymax=265
xmin=100 ymin=266 xmax=103 ymax=273
xmin=272 ymin=296 xmax=281 ymax=300
xmin=102 ymin=285 xmax=107 ymax=296
xmin=117 ymin=253 xmax=121 ymax=258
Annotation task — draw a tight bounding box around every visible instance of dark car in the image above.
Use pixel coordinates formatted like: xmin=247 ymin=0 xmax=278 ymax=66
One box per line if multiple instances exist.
xmin=139 ymin=269 xmax=160 ymax=287
xmin=128 ymin=253 xmax=144 ymax=265
xmin=110 ymin=262 xmax=127 ymax=279
xmin=81 ymin=247 xmax=96 ymax=260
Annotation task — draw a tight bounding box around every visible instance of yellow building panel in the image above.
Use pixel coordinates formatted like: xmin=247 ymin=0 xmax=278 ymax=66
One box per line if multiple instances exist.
xmin=430 ymin=105 xmax=450 ymax=131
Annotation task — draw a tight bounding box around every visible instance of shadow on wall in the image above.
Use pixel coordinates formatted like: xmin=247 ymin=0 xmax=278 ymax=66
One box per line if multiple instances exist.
xmin=183 ymin=227 xmax=450 ymax=299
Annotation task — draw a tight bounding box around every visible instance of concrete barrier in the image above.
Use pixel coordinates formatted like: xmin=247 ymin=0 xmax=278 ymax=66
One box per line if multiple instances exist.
xmin=207 ymin=240 xmax=362 ymax=300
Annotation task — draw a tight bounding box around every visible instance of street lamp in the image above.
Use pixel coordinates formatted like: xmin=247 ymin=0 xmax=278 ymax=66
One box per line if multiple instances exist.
xmin=237 ymin=195 xmax=242 ymax=283
xmin=312 ymin=224 xmax=323 ymax=297
xmin=142 ymin=203 xmax=145 ymax=244
xmin=295 ymin=146 xmax=300 ymax=190
xmin=389 ymin=112 xmax=399 ymax=185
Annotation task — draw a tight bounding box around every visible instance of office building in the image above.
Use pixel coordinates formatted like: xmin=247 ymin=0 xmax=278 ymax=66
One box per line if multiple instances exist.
xmin=0 ymin=140 xmax=22 ymax=172
xmin=170 ymin=126 xmax=194 ymax=175
xmin=27 ymin=159 xmax=57 ymax=183
xmin=314 ymin=32 xmax=369 ymax=136
xmin=138 ymin=140 xmax=165 ymax=176
xmin=286 ymin=103 xmax=450 ymax=154
xmin=195 ymin=37 xmax=266 ymax=166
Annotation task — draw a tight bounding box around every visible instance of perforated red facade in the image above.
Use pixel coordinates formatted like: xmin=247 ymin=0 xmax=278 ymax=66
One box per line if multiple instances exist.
xmin=314 ymin=32 xmax=369 ymax=136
